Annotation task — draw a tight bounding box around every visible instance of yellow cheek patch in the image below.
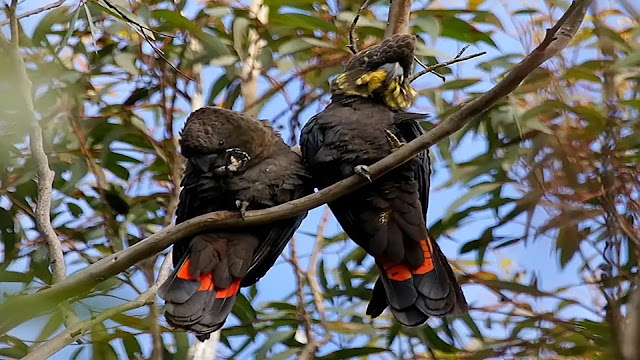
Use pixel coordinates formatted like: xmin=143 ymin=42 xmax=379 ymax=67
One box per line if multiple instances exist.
xmin=355 ymin=69 xmax=388 ymax=93
xmin=335 ymin=73 xmax=348 ymax=87
xmin=384 ymin=80 xmax=417 ymax=109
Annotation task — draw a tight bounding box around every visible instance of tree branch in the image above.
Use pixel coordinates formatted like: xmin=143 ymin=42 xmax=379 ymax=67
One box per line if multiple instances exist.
xmin=23 ymin=254 xmax=173 ymax=360
xmin=384 ymin=0 xmax=412 ymax=38
xmin=0 ymin=0 xmax=64 ymax=26
xmin=0 ymin=0 xmax=78 ymax=326
xmin=409 ymin=46 xmax=486 ymax=83
xmin=299 ymin=208 xmax=332 ymax=360
xmin=288 ymin=237 xmax=314 ymax=356
xmin=0 ymin=0 xmax=592 ymax=333
xmin=347 ymin=0 xmax=374 ymax=54
xmin=241 ymin=0 xmax=266 ymax=117
xmin=621 ymin=282 xmax=640 ymax=360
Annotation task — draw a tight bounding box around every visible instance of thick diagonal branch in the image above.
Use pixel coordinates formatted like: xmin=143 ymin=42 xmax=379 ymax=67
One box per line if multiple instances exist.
xmin=0 ymin=0 xmax=592 ymax=333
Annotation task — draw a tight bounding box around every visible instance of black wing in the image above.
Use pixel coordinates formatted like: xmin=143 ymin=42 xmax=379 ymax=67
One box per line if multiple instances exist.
xmin=393 ymin=111 xmax=431 ymax=218
xmin=241 ymin=213 xmax=306 ymax=286
xmin=172 ymin=164 xmax=221 ymax=267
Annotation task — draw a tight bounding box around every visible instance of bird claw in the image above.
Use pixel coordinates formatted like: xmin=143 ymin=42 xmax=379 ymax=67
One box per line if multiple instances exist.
xmin=214 ymin=148 xmax=251 ymax=174
xmin=235 ymin=200 xmax=249 ymax=220
xmin=354 ymin=165 xmax=372 ymax=182
xmin=384 ymin=130 xmax=406 ymax=152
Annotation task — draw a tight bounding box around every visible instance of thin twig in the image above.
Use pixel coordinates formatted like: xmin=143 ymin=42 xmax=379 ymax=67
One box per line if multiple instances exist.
xmin=347 ymin=0 xmax=374 ymax=54
xmin=410 ymin=49 xmax=486 ymax=83
xmin=0 ymin=0 xmax=593 ymax=333
xmin=0 ymin=0 xmax=64 ymax=26
xmin=307 ymin=208 xmax=332 ymax=346
xmin=297 ymin=208 xmax=332 ymax=360
xmin=413 ymin=56 xmax=445 ymax=82
xmin=99 ymin=0 xmax=175 ymax=38
xmin=101 ymin=0 xmax=192 ymax=80
xmin=288 ymin=238 xmax=314 ymax=351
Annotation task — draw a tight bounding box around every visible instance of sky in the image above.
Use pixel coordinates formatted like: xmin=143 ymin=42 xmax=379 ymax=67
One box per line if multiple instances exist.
xmin=0 ymin=0 xmax=620 ymax=358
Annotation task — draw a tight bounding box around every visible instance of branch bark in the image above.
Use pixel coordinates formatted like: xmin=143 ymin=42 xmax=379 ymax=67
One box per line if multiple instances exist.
xmin=621 ymin=282 xmax=640 ymax=360
xmin=0 ymin=0 xmax=64 ymax=26
xmin=289 ymin=237 xmax=314 ymax=358
xmin=0 ymin=0 xmax=592 ymax=334
xmin=299 ymin=208 xmax=332 ymax=360
xmin=0 ymin=1 xmax=78 ymax=326
xmin=384 ymin=0 xmax=412 ymax=38
xmin=2 ymin=1 xmax=62 ymax=284
xmin=241 ymin=0 xmax=267 ymax=117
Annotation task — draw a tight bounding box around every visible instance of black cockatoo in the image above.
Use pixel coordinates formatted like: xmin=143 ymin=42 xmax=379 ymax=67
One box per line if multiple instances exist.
xmin=300 ymin=34 xmax=467 ymax=326
xmin=159 ymin=107 xmax=312 ymax=340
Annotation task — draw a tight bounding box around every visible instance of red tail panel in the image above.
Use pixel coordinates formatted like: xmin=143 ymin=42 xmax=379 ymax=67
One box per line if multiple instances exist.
xmin=413 ymin=239 xmax=434 ymax=275
xmin=175 ymin=258 xmax=240 ymax=296
xmin=176 ymin=258 xmax=194 ymax=280
xmin=380 ymin=261 xmax=412 ymax=281
xmin=215 ymin=279 xmax=241 ymax=299
xmin=175 ymin=258 xmax=218 ymax=292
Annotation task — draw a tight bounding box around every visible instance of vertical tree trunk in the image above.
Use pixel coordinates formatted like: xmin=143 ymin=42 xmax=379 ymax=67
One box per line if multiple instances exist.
xmin=242 ymin=0 xmax=267 ymax=117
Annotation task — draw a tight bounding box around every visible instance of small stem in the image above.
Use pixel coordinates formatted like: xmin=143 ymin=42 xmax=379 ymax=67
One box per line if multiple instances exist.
xmin=347 ymin=0 xmax=374 ymax=54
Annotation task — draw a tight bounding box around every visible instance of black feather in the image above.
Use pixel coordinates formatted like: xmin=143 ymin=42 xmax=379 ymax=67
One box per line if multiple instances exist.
xmin=160 ymin=107 xmax=312 ymax=338
xmin=300 ymin=97 xmax=468 ymax=328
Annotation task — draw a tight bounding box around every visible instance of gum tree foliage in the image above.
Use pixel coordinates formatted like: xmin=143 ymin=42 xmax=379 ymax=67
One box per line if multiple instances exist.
xmin=0 ymin=0 xmax=638 ymax=359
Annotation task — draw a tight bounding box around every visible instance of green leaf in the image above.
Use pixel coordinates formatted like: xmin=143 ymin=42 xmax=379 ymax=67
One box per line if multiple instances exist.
xmin=55 ymin=6 xmax=81 ymax=56
xmin=172 ymin=331 xmax=189 ymax=360
xmin=0 ymin=270 xmax=33 ymax=283
xmin=117 ymin=329 xmax=142 ymax=360
xmin=232 ymin=293 xmax=257 ymax=334
xmin=557 ymin=225 xmax=584 ymax=268
xmin=99 ymin=0 xmax=155 ymax=40
xmin=414 ymin=15 xmax=440 ymax=41
xmin=233 ymin=17 xmax=250 ymax=59
xmin=32 ymin=6 xmax=72 ymax=45
xmin=439 ymin=17 xmax=496 ymax=47
xmin=114 ymin=53 xmax=140 ymax=76
xmin=84 ymin=3 xmax=99 ymax=51
xmin=279 ymin=39 xmax=312 ymax=55
xmin=271 ymin=13 xmax=337 ymax=32
xmin=440 ymin=78 xmax=481 ymax=90
xmin=565 ymin=66 xmax=601 ymax=83
xmin=206 ymin=73 xmax=233 ymax=106
xmin=317 ymin=347 xmax=388 ymax=359
xmin=255 ymin=330 xmax=296 ymax=359
xmin=271 ymin=348 xmax=302 ymax=360
xmin=483 ymin=279 xmax=546 ymax=296
xmin=445 ymin=182 xmax=502 ymax=220
xmin=66 ymin=202 xmax=84 ymax=217
xmin=416 ymin=326 xmax=459 ymax=352
xmin=36 ymin=311 xmax=63 ymax=342
xmin=198 ymin=32 xmax=231 ymax=59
